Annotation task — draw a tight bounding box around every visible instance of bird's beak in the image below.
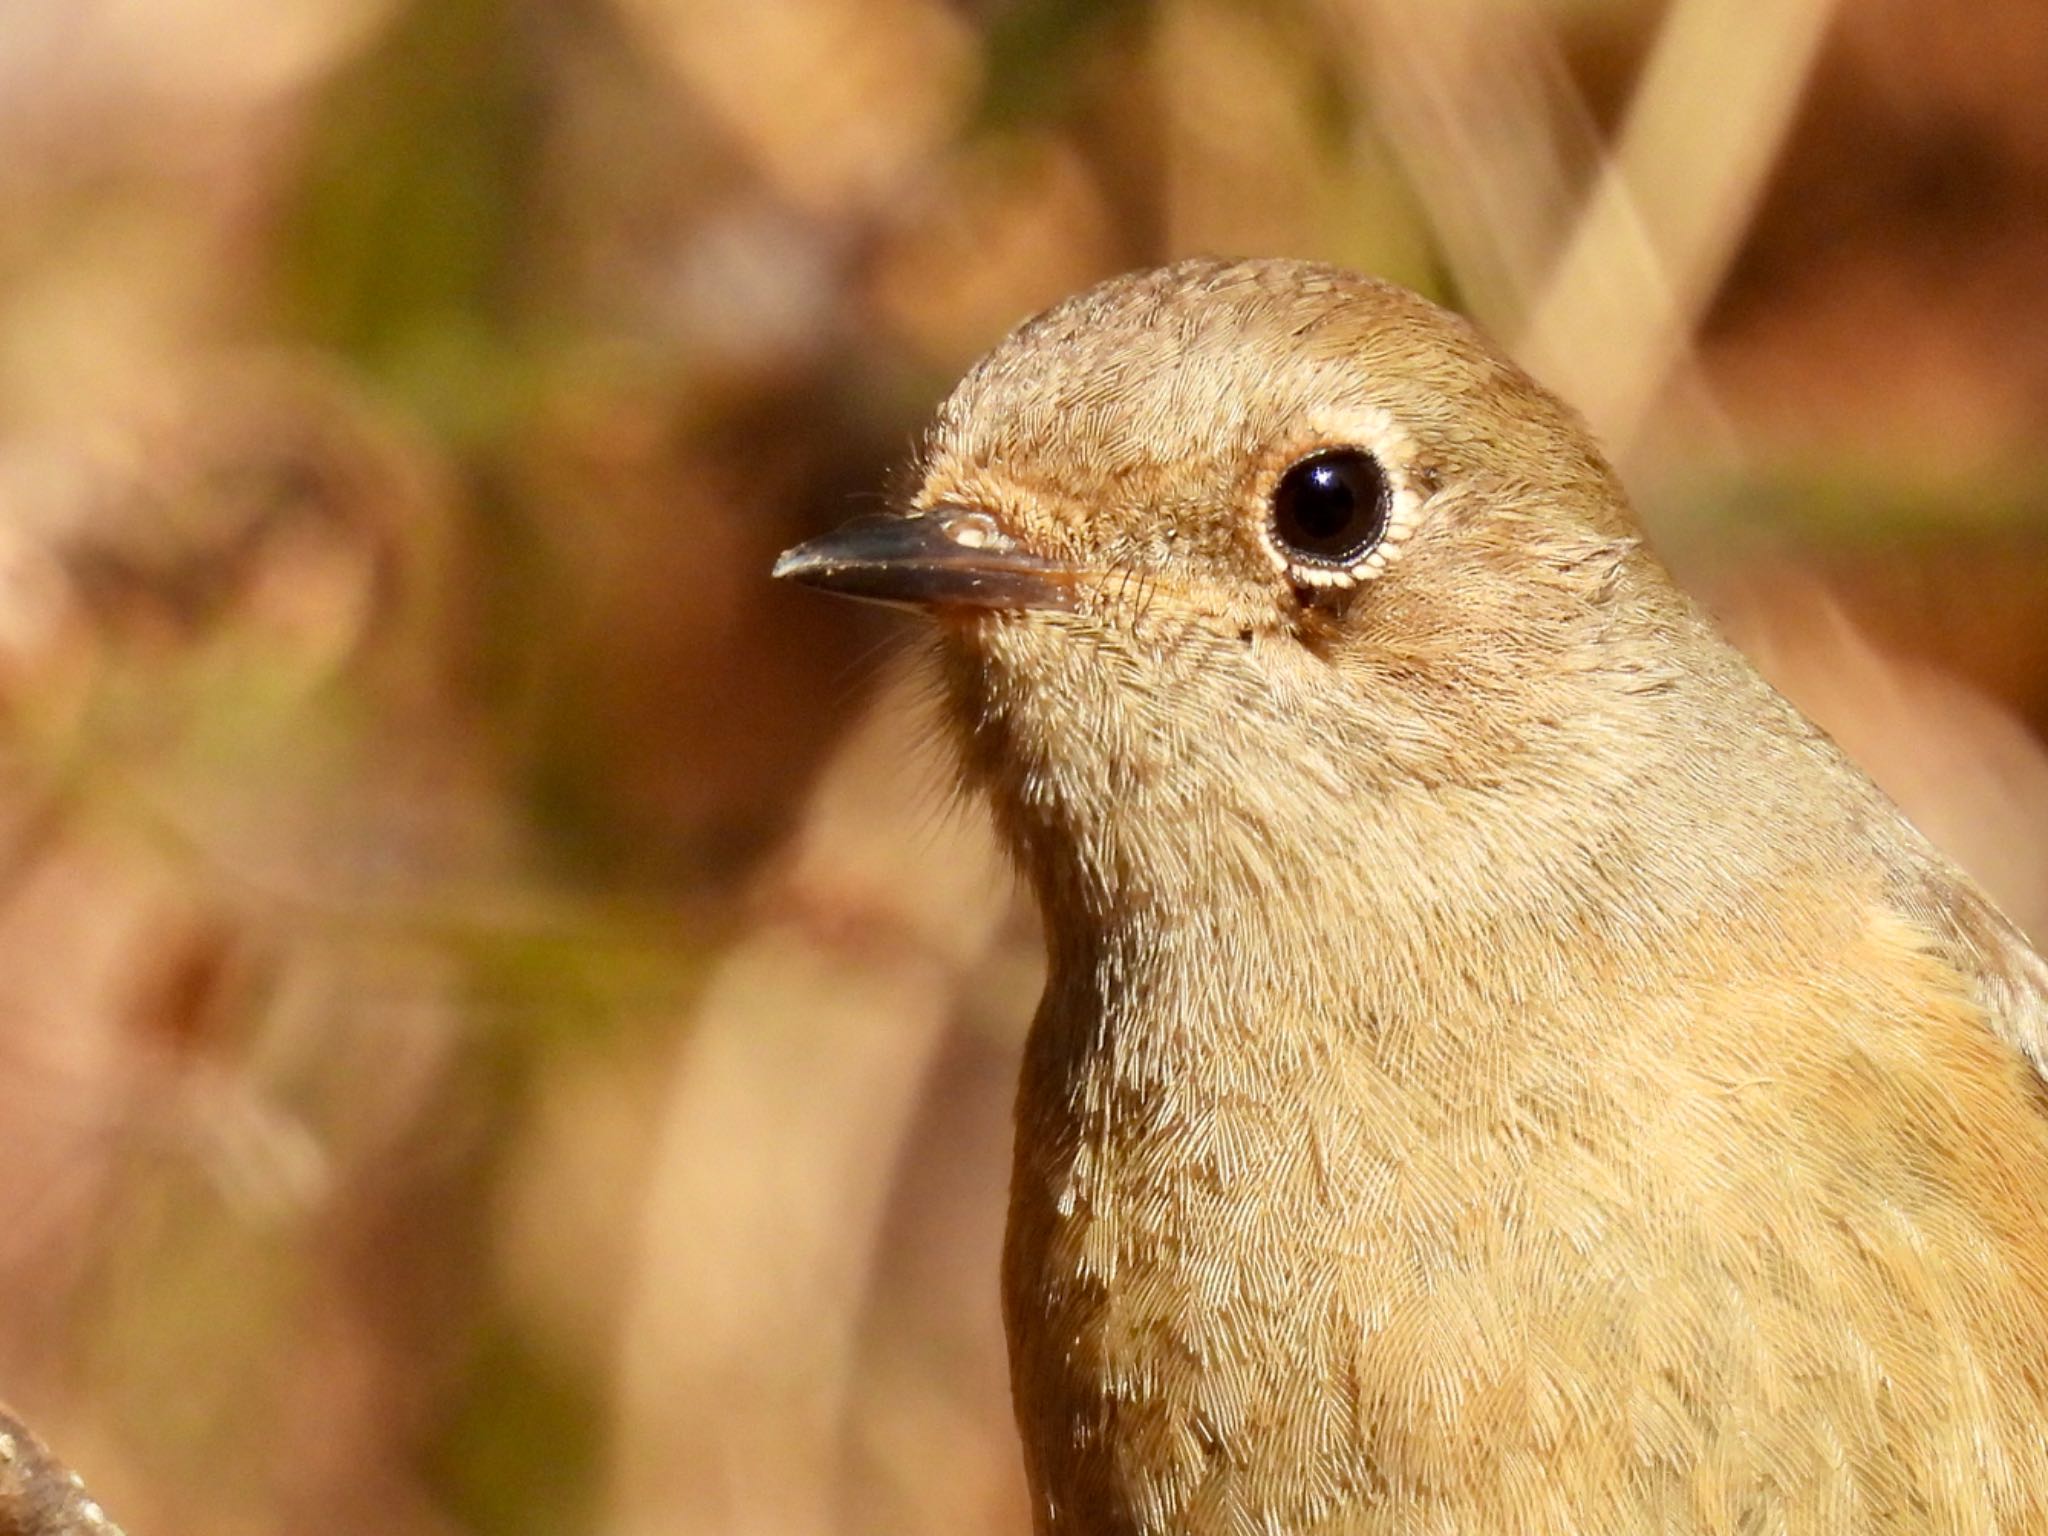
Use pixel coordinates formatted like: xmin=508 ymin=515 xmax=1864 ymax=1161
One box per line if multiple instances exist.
xmin=771 ymin=509 xmax=1078 ymax=614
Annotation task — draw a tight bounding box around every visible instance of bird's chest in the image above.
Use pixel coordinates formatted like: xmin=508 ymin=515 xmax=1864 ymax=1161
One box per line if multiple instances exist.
xmin=1001 ymin=1011 xmax=1540 ymax=1535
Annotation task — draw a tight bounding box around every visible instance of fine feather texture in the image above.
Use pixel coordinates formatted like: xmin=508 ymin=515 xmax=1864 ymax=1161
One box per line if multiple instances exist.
xmin=906 ymin=259 xmax=2048 ymax=1533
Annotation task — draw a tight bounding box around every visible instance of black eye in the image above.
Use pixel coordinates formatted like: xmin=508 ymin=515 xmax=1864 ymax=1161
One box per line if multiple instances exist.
xmin=1269 ymin=449 xmax=1390 ymax=566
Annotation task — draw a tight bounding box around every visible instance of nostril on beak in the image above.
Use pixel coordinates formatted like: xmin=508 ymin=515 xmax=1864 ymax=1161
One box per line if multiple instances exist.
xmin=936 ymin=508 xmax=1012 ymax=552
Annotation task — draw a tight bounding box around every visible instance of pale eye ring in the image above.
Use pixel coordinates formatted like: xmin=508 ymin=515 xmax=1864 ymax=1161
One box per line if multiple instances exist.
xmin=1268 ymin=448 xmax=1390 ymax=567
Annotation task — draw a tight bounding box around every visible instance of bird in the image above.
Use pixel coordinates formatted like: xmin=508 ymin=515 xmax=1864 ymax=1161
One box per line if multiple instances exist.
xmin=771 ymin=258 xmax=2048 ymax=1535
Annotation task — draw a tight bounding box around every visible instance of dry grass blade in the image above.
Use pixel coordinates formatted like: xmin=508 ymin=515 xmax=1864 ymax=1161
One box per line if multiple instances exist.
xmin=1342 ymin=0 xmax=1839 ymax=464
xmin=1328 ymin=0 xmax=1602 ymax=336
xmin=605 ymin=660 xmax=1012 ymax=1536
xmin=1517 ymin=0 xmax=1841 ymax=458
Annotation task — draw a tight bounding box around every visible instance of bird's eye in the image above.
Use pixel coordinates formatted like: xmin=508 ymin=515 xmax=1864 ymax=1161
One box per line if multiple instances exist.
xmin=1269 ymin=449 xmax=1390 ymax=568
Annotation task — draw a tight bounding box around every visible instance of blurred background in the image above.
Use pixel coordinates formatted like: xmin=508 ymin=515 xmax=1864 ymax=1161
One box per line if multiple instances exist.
xmin=0 ymin=0 xmax=2044 ymax=1531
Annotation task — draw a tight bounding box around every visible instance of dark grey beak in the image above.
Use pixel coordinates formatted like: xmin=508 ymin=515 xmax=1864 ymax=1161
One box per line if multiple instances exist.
xmin=771 ymin=509 xmax=1077 ymax=614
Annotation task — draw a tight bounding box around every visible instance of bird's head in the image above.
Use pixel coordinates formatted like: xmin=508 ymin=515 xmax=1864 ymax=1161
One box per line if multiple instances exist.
xmin=776 ymin=260 xmax=1715 ymax=927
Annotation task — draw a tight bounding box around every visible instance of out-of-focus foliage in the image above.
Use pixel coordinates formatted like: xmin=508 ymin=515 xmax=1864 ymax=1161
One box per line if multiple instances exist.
xmin=0 ymin=1 xmax=2043 ymax=1532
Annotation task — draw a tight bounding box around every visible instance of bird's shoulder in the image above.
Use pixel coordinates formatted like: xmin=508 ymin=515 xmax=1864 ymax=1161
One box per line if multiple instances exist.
xmin=1884 ymin=853 xmax=2048 ymax=1084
